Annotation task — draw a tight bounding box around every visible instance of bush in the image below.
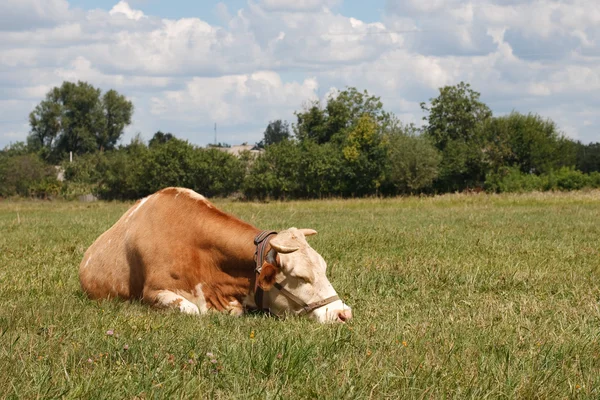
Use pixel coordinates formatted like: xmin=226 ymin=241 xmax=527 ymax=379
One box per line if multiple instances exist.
xmin=386 ymin=129 xmax=440 ymax=194
xmin=589 ymin=172 xmax=600 ymax=188
xmin=96 ymin=139 xmax=246 ymax=200
xmin=486 ymin=166 xmax=599 ymax=193
xmin=243 ymin=141 xmax=303 ymax=200
xmin=60 ymin=152 xmax=110 ymax=198
xmin=485 ymin=167 xmax=545 ymax=193
xmin=0 ymin=153 xmax=60 ymax=198
xmin=97 ymin=140 xmax=150 ymax=200
xmin=545 ymin=167 xmax=591 ymax=191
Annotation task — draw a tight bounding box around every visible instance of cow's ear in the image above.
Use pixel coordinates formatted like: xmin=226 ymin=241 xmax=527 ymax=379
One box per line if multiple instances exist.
xmin=258 ymin=262 xmax=279 ymax=291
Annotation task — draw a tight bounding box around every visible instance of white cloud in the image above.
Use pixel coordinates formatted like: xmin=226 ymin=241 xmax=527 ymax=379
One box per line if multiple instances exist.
xmin=259 ymin=0 xmax=341 ymax=12
xmin=0 ymin=0 xmax=73 ymax=31
xmin=0 ymin=0 xmax=599 ymax=147
xmin=151 ymin=72 xmax=318 ymax=126
xmin=55 ymin=56 xmax=172 ymax=89
xmin=109 ymin=1 xmax=145 ymax=21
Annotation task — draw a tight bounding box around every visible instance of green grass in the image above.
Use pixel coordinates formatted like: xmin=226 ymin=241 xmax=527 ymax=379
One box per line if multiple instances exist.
xmin=1 ymin=191 xmax=600 ymax=399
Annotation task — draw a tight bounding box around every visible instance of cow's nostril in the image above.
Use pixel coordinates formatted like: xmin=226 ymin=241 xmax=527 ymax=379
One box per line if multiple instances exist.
xmin=337 ymin=309 xmax=352 ymax=322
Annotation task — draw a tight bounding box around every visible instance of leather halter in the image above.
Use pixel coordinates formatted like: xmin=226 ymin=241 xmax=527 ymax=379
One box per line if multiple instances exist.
xmin=253 ymin=230 xmax=340 ymax=316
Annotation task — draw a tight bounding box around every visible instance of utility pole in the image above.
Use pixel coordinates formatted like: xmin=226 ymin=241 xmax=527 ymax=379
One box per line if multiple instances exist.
xmin=214 ymin=123 xmax=217 ymax=146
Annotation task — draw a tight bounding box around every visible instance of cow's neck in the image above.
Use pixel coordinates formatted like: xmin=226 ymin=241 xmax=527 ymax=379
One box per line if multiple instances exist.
xmin=205 ymin=214 xmax=259 ymax=275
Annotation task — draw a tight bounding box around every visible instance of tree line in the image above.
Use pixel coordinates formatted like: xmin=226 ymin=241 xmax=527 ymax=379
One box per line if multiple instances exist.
xmin=1 ymin=80 xmax=599 ymax=200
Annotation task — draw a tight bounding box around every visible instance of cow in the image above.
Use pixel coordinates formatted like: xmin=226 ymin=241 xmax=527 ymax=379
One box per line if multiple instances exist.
xmin=79 ymin=187 xmax=352 ymax=323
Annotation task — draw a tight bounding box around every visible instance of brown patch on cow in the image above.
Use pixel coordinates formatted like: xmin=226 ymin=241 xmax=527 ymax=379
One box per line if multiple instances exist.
xmin=79 ymin=187 xmax=260 ymax=314
xmin=169 ymin=297 xmax=183 ymax=307
xmin=258 ymin=263 xmax=279 ymax=291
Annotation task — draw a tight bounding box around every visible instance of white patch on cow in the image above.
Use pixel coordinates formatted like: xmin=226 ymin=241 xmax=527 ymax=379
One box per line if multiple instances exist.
xmin=191 ymin=283 xmax=209 ymax=313
xmin=227 ymin=300 xmax=244 ymax=316
xmin=156 ymin=290 xmax=200 ymax=315
xmin=84 ymin=255 xmax=92 ymax=268
xmin=310 ymin=300 xmax=352 ymax=323
xmin=175 ymin=187 xmax=213 ymax=208
xmin=126 ymin=195 xmax=151 ymax=222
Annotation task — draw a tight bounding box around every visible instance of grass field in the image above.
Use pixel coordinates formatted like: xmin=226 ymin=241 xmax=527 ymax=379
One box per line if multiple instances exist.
xmin=1 ymin=191 xmax=600 ymax=399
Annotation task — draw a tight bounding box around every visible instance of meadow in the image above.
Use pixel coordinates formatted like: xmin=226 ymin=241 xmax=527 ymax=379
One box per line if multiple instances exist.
xmin=1 ymin=191 xmax=599 ymax=399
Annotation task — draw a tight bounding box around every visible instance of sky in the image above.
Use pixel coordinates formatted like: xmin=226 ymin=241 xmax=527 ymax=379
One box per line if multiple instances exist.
xmin=1 ymin=0 xmax=599 ymax=148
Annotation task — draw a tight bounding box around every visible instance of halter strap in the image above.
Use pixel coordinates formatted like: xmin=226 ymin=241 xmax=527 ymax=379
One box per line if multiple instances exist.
xmin=273 ymin=282 xmax=340 ymax=316
xmin=253 ymin=230 xmax=277 ymax=311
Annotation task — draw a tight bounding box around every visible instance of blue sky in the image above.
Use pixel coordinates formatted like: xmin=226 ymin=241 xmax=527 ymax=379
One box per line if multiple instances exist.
xmin=1 ymin=0 xmax=598 ymax=148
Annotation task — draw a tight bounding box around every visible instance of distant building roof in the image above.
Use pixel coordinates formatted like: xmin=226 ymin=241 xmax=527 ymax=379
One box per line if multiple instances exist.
xmin=215 ymin=144 xmax=264 ymax=156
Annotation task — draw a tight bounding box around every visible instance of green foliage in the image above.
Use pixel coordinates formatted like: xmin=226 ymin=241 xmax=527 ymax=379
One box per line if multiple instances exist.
xmin=191 ymin=148 xmax=246 ymax=198
xmin=294 ymin=87 xmax=391 ymax=145
xmin=421 ymin=82 xmax=492 ymax=150
xmin=484 ymin=112 xmax=576 ymax=175
xmin=148 ymin=131 xmax=175 ymax=148
xmin=102 ymin=89 xmax=133 ymax=151
xmin=485 ymin=167 xmax=546 ymax=193
xmin=28 ymin=81 xmax=133 ymax=161
xmin=298 ymin=141 xmax=347 ymax=198
xmin=575 ymin=141 xmax=600 ymax=173
xmin=97 ymin=138 xmax=246 ymax=200
xmin=386 ymin=125 xmax=441 ymax=194
xmin=61 ymin=152 xmax=111 ymax=198
xmin=0 ymin=153 xmax=59 ymax=198
xmin=341 ymin=114 xmax=388 ymax=196
xmin=485 ymin=166 xmax=600 ymax=193
xmin=98 ymin=136 xmax=150 ymax=200
xmin=1 ymin=141 xmax=30 ymax=157
xmin=3 ymin=81 xmax=597 ymax=200
xmin=421 ymin=82 xmax=492 ymax=191
xmin=258 ymin=120 xmax=291 ymax=148
xmin=551 ymin=167 xmax=599 ymax=191
xmin=243 ymin=141 xmax=303 ymax=199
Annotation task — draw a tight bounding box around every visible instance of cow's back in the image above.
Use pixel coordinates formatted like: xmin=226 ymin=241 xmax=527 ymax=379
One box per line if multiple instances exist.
xmin=79 ymin=196 xmax=148 ymax=300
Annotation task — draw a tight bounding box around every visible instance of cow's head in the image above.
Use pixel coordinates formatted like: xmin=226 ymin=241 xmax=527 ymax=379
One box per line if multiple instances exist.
xmin=257 ymin=228 xmax=352 ymax=323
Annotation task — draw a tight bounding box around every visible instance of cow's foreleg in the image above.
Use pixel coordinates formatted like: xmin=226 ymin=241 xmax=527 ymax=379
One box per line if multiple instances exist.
xmin=146 ymin=289 xmax=201 ymax=315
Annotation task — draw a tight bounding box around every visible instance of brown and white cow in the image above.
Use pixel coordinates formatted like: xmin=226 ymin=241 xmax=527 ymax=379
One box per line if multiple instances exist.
xmin=79 ymin=187 xmax=352 ymax=323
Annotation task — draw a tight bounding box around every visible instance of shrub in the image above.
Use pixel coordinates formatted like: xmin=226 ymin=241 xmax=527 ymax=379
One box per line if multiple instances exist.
xmin=550 ymin=167 xmax=590 ymax=191
xmin=243 ymin=141 xmax=303 ymax=200
xmin=0 ymin=153 xmax=60 ymax=198
xmin=386 ymin=129 xmax=440 ymax=194
xmin=485 ymin=167 xmax=545 ymax=193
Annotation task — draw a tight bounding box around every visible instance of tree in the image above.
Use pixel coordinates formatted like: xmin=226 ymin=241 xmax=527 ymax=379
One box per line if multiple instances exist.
xmin=28 ymin=81 xmax=133 ymax=160
xmin=149 ymin=131 xmax=175 ymax=147
xmin=421 ymin=82 xmax=493 ymax=190
xmin=421 ymin=82 xmax=492 ymax=150
xmin=257 ymin=120 xmax=291 ymax=148
xmin=386 ymin=124 xmax=441 ymax=194
xmin=576 ymin=141 xmax=600 ymax=173
xmin=28 ymin=92 xmax=61 ymax=154
xmin=294 ymin=87 xmax=392 ymax=144
xmin=243 ymin=141 xmax=303 ymax=199
xmin=101 ymin=89 xmax=133 ymax=150
xmin=0 ymin=153 xmax=58 ymax=197
xmin=341 ymin=113 xmax=388 ymax=195
xmin=483 ymin=112 xmax=576 ymax=174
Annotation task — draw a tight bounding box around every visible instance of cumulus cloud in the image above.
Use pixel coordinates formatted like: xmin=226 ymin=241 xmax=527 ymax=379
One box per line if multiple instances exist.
xmin=151 ymin=72 xmax=318 ymax=125
xmin=0 ymin=0 xmax=73 ymax=31
xmin=109 ymin=1 xmax=145 ymax=21
xmin=0 ymin=0 xmax=598 ymax=147
xmin=259 ymin=0 xmax=341 ymax=12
